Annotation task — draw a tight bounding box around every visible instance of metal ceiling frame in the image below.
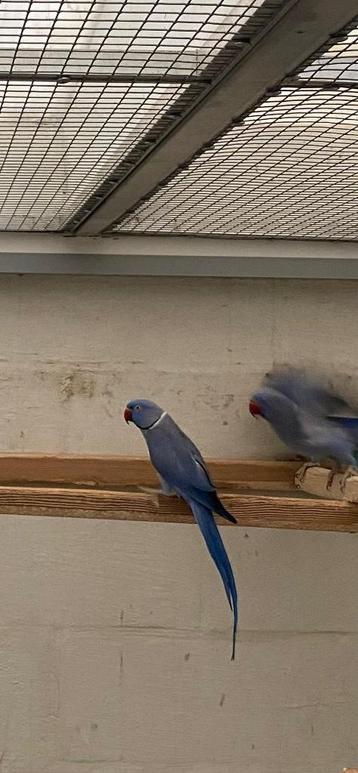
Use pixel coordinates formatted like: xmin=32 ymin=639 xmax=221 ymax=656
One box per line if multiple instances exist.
xmin=73 ymin=0 xmax=358 ymax=236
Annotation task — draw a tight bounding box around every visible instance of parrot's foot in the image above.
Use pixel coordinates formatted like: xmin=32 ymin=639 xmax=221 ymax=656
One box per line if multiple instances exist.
xmin=295 ymin=461 xmax=317 ymax=488
xmin=339 ymin=466 xmax=358 ymax=495
xmin=326 ymin=468 xmax=338 ymax=491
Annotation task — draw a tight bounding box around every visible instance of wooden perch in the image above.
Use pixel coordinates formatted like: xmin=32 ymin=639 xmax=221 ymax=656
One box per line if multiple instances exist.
xmin=0 ymin=484 xmax=356 ymax=532
xmin=0 ymin=453 xmax=355 ymax=531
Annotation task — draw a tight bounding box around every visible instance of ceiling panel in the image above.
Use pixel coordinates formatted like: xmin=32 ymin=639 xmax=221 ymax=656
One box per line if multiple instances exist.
xmin=0 ymin=0 xmax=287 ymax=230
xmin=113 ymin=20 xmax=358 ymax=240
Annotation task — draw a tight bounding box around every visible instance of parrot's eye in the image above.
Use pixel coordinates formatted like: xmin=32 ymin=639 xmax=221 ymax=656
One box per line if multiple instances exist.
xmin=135 ymin=405 xmax=141 ymax=411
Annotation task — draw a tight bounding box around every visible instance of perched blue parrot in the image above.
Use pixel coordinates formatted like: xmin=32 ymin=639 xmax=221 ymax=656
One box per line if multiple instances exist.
xmin=124 ymin=399 xmax=238 ymax=660
xmin=249 ymin=367 xmax=358 ymax=478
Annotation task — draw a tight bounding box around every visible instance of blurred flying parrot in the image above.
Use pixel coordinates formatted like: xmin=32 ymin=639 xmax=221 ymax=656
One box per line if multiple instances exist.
xmin=124 ymin=399 xmax=238 ymax=660
xmin=249 ymin=366 xmax=358 ymax=484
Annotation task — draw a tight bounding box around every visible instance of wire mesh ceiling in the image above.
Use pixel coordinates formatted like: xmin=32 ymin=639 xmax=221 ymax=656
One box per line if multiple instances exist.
xmin=0 ymin=0 xmax=287 ymax=230
xmin=113 ymin=18 xmax=358 ymax=240
xmin=298 ymin=18 xmax=358 ymax=84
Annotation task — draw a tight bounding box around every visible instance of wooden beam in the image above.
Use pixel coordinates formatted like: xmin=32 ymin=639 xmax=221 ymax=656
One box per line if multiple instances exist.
xmin=0 ymin=485 xmax=357 ymax=532
xmin=0 ymin=454 xmax=299 ymax=488
xmin=0 ymin=454 xmax=354 ymax=531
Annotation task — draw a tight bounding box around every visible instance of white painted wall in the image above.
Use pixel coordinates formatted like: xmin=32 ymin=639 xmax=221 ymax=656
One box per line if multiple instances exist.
xmin=0 ymin=275 xmax=357 ymax=773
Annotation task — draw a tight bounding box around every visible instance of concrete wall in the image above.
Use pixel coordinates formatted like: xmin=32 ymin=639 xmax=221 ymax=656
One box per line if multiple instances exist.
xmin=0 ymin=275 xmax=356 ymax=773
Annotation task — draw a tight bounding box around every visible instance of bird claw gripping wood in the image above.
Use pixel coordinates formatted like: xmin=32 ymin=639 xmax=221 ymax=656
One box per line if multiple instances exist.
xmin=295 ymin=462 xmax=317 ymax=488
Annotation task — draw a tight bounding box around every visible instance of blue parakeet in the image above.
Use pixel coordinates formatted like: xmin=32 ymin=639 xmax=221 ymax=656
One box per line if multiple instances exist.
xmin=249 ymin=367 xmax=358 ymax=475
xmin=124 ymin=399 xmax=238 ymax=660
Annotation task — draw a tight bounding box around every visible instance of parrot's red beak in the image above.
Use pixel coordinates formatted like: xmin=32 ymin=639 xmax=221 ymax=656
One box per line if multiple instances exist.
xmin=249 ymin=399 xmax=262 ymax=418
xmin=124 ymin=407 xmax=133 ymax=424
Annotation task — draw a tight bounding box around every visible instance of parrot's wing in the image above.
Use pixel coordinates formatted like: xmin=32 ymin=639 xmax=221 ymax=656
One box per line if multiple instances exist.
xmin=265 ymin=367 xmax=350 ymax=415
xmin=147 ymin=418 xmax=237 ymax=524
xmin=298 ymin=412 xmax=357 ymax=466
xmin=300 ymin=413 xmax=334 ymax=444
xmin=327 ymin=415 xmax=358 ymax=445
xmin=327 ymin=416 xmax=358 ymax=427
xmin=186 ymin=455 xmax=237 ymax=524
xmin=173 ymin=425 xmax=217 ymax=487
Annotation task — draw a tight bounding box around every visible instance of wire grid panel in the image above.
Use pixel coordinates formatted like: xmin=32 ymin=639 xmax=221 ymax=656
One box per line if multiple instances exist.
xmin=0 ymin=0 xmax=268 ymax=78
xmin=299 ymin=20 xmax=358 ymax=84
xmin=0 ymin=0 xmax=286 ymax=230
xmin=0 ymin=79 xmax=189 ymax=230
xmin=114 ymin=85 xmax=358 ymax=240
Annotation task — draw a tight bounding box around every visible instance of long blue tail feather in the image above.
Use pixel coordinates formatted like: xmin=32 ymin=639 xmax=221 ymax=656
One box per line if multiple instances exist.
xmin=189 ymin=499 xmax=238 ymax=660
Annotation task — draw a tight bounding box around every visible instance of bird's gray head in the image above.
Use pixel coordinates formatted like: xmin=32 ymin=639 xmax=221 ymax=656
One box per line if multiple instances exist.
xmin=249 ymin=387 xmax=294 ymax=423
xmin=124 ymin=399 xmax=164 ymax=430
